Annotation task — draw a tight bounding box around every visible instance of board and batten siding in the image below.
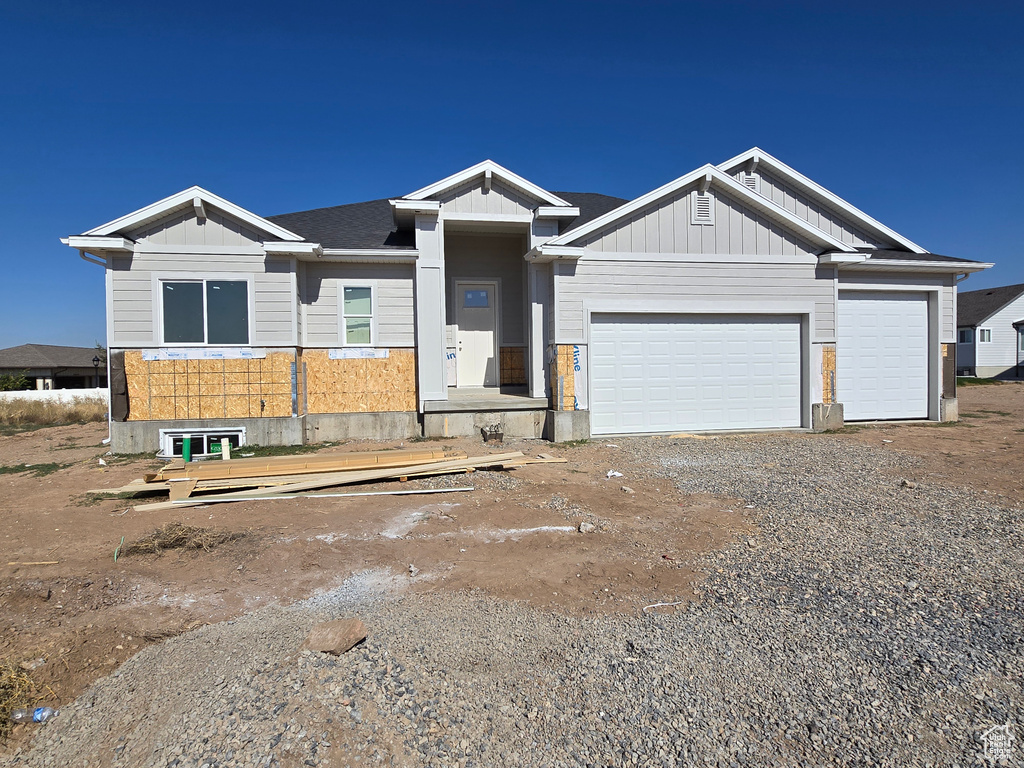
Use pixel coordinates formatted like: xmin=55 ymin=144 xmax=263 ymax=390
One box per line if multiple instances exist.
xmin=109 ymin=252 xmax=295 ymax=347
xmin=303 ymin=263 xmax=415 ymax=348
xmin=576 ymin=186 xmax=818 ymax=257
xmin=128 ymin=208 xmax=264 ymax=247
xmin=435 ymin=178 xmax=538 ymax=217
xmin=736 ymin=169 xmax=887 ymax=249
xmin=444 ymin=234 xmax=528 ymax=347
xmin=556 ymin=261 xmax=835 ymax=343
xmin=975 ymin=294 xmax=1024 ymax=372
xmin=837 ymin=272 xmax=957 ymax=342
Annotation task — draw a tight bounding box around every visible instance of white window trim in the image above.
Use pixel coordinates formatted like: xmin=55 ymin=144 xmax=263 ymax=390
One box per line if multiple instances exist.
xmin=153 ymin=272 xmax=256 ymax=347
xmin=337 ymin=281 xmax=378 ymax=347
xmin=978 ymin=328 xmax=993 ymax=343
xmin=690 ymin=190 xmax=715 ymax=226
xmin=958 ymin=328 xmax=973 ymax=344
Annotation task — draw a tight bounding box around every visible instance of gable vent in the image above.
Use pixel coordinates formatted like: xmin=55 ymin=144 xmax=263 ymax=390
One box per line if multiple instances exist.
xmin=741 ymin=172 xmax=760 ymax=194
xmin=691 ymin=191 xmax=714 ymax=225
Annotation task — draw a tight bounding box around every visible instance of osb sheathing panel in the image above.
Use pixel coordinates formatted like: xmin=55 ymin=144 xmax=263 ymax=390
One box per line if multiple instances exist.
xmin=302 ymin=349 xmax=417 ymax=414
xmin=821 ymin=345 xmax=837 ymax=405
xmin=500 ymin=346 xmax=527 ymax=386
xmin=123 ymin=350 xmax=296 ymax=421
xmin=549 ymin=345 xmax=575 ymax=411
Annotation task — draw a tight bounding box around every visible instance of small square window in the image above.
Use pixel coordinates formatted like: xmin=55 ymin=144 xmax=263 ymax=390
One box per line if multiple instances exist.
xmin=463 ymin=289 xmax=489 ymax=308
xmin=979 ymin=328 xmax=992 ymax=343
xmin=958 ymin=328 xmax=973 ymax=344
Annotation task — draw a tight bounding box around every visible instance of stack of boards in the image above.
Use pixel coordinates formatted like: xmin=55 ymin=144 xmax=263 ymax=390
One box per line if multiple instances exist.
xmin=91 ymin=447 xmax=565 ymax=511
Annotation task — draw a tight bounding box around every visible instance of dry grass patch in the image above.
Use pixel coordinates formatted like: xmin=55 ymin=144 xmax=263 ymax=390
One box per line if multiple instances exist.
xmin=0 ymin=660 xmax=55 ymax=741
xmin=121 ymin=522 xmax=250 ymax=556
xmin=0 ymin=398 xmax=107 ymax=429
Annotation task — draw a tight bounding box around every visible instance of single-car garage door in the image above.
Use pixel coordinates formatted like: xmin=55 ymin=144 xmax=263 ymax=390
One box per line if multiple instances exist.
xmin=589 ymin=314 xmax=803 ymax=435
xmin=837 ymin=292 xmax=928 ymax=420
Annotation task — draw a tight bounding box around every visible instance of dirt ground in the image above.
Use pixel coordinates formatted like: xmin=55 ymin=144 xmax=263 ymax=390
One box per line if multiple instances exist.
xmin=1 ymin=381 xmax=1022 ymax=752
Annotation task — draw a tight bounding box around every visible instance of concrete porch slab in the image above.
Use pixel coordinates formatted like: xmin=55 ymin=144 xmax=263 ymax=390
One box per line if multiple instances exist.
xmin=423 ymin=387 xmax=549 ymax=413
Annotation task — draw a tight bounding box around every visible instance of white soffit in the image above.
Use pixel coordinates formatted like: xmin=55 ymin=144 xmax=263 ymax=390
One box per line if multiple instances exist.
xmin=550 ymin=164 xmax=855 ymax=252
xmin=403 ymin=159 xmax=573 ymax=208
xmin=83 ymin=186 xmax=305 ymax=242
xmin=717 ymin=148 xmax=928 ymax=254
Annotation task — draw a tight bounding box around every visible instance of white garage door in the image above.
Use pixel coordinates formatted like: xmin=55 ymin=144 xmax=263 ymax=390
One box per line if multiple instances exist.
xmin=837 ymin=292 xmax=928 ymax=420
xmin=589 ymin=314 xmax=803 ymax=435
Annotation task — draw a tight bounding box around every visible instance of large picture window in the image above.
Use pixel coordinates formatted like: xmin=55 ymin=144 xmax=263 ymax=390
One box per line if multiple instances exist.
xmin=341 ymin=285 xmax=373 ymax=345
xmin=162 ymin=279 xmax=249 ymax=345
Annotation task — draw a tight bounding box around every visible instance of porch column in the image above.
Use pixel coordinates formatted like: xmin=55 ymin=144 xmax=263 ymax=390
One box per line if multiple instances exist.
xmin=526 ymin=261 xmax=549 ymax=398
xmin=414 ymin=213 xmax=447 ymax=405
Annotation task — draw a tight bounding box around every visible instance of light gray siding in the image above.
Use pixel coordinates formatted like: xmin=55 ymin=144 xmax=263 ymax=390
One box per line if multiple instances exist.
xmin=109 ymin=251 xmax=294 ymax=347
xmin=742 ymin=169 xmax=888 ymax=249
xmin=576 ymin=185 xmax=818 ymax=256
xmin=445 ymin=233 xmax=528 ymax=346
xmin=975 ymin=294 xmax=1024 ymax=373
xmin=436 ymin=178 xmax=538 ymax=216
xmin=837 ymin=272 xmax=956 ymax=342
xmin=303 ymin=262 xmax=415 ymax=348
xmin=129 ymin=208 xmax=263 ymax=247
xmin=557 ymin=261 xmax=835 ymax=342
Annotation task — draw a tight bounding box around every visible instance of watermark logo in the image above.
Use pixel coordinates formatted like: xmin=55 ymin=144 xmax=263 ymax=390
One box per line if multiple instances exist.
xmin=981 ymin=722 xmax=1015 ymax=764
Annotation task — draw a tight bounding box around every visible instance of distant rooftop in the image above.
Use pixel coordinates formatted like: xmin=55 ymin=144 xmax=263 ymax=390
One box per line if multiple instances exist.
xmin=958 ymin=283 xmax=1024 ymax=327
xmin=0 ymin=344 xmax=103 ymax=369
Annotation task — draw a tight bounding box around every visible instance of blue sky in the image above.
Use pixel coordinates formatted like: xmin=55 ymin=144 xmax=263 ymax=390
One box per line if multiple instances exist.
xmin=1 ymin=0 xmax=1021 ymax=349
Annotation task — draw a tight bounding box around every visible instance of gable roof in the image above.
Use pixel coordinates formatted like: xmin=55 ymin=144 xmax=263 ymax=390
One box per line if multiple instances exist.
xmin=717 ymin=148 xmax=927 ymax=254
xmin=0 ymin=344 xmax=103 ymax=370
xmin=83 ymin=186 xmax=304 ymax=242
xmin=266 ymin=191 xmax=627 ymax=251
xmin=550 ymin=164 xmax=855 ymax=252
xmin=403 ymin=159 xmax=572 ymax=207
xmin=958 ymin=283 xmax=1024 ymax=326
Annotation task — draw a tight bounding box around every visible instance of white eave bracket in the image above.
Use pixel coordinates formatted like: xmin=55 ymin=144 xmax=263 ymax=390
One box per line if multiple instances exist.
xmin=535 ymin=206 xmax=581 ymax=219
xmin=818 ymin=252 xmax=868 ymax=266
xmin=63 ymin=235 xmax=135 ymax=253
xmin=526 ymin=244 xmax=585 ymax=262
xmin=390 ymin=198 xmax=441 ymax=227
xmin=263 ymin=241 xmax=323 ymax=258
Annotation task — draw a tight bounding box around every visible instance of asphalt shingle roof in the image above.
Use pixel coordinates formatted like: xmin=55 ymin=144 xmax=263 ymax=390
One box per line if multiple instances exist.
xmin=266 ymin=192 xmax=629 ymax=250
xmin=957 ymin=283 xmax=1024 ymax=327
xmin=0 ymin=344 xmax=104 ymax=370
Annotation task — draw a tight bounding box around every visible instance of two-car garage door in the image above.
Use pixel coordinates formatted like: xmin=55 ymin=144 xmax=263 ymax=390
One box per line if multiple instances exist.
xmin=589 ymin=314 xmax=802 ymax=435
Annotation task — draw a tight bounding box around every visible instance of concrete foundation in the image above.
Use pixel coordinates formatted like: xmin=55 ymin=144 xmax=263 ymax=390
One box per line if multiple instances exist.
xmin=811 ymin=402 xmax=844 ymax=432
xmin=939 ymin=397 xmax=958 ymax=422
xmin=544 ymin=410 xmax=591 ymax=443
xmin=110 ymin=417 xmax=305 ymax=454
xmin=423 ymin=409 xmax=546 ymax=439
xmin=304 ymin=412 xmax=419 ymax=442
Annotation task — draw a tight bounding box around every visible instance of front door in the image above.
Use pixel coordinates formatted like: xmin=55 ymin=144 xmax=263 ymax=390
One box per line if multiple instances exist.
xmin=455 ymin=281 xmax=498 ymax=387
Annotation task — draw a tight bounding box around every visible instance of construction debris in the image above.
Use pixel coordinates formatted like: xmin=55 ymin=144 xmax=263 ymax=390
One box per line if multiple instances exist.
xmin=89 ymin=447 xmax=566 ymax=511
xmin=120 ymin=522 xmax=249 ymax=556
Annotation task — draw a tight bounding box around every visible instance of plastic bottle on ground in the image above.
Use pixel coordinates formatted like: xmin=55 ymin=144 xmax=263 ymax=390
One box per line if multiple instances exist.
xmin=11 ymin=707 xmax=58 ymax=724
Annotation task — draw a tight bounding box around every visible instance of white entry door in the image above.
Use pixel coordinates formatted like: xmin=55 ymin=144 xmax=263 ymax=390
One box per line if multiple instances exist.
xmin=837 ymin=291 xmax=929 ymax=420
xmin=589 ymin=314 xmax=803 ymax=435
xmin=455 ymin=282 xmax=498 ymax=387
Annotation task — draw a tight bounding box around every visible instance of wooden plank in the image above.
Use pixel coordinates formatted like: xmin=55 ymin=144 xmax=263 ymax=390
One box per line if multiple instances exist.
xmin=169 ymin=478 xmax=198 ymax=501
xmin=168 ymin=485 xmax=476 ymax=506
xmin=146 ymin=448 xmax=463 ymax=483
xmin=133 ymin=452 xmax=525 ymax=512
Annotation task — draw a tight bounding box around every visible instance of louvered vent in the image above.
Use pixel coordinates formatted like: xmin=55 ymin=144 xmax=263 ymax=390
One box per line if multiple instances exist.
xmin=742 ymin=172 xmax=760 ymax=193
xmin=691 ymin=191 xmax=714 ymax=224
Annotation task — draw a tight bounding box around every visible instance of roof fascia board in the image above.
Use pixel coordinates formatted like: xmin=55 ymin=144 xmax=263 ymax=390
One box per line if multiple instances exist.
xmin=403 ymin=160 xmax=572 ymax=207
xmin=65 ymin=235 xmax=134 ymax=252
xmin=550 ymin=165 xmax=854 ymax=252
xmin=84 ymin=186 xmax=305 ymax=242
xmin=841 ymin=259 xmax=994 ymax=273
xmin=536 ymin=206 xmax=581 ymax=219
xmin=526 ymin=245 xmax=585 ymax=262
xmin=718 ymin=148 xmax=928 ymax=254
xmin=264 ymin=241 xmax=323 ymax=257
xmin=317 ymin=248 xmax=419 ymax=264
xmin=390 ymin=199 xmax=441 ymax=214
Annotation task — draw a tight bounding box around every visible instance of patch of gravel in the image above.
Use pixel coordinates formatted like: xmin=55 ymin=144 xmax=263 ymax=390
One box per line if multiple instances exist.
xmin=5 ymin=434 xmax=1022 ymax=767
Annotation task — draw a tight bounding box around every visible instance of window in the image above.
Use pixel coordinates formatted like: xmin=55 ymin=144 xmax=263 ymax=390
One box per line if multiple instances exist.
xmin=463 ymin=289 xmax=489 ymax=308
xmin=979 ymin=328 xmax=992 ymax=343
xmin=958 ymin=328 xmax=973 ymax=344
xmin=691 ymin=191 xmax=714 ymax=225
xmin=341 ymin=285 xmax=373 ymax=345
xmin=162 ymin=279 xmax=249 ymax=345
xmin=1019 ymin=329 xmax=1024 ymax=352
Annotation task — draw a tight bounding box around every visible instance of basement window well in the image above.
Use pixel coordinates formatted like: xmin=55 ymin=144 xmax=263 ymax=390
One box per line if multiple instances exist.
xmin=158 ymin=428 xmax=245 ymax=458
xmin=162 ymin=279 xmax=250 ymax=345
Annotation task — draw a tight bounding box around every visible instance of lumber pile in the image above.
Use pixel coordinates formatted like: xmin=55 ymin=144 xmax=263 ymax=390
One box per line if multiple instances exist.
xmin=90 ymin=447 xmax=565 ymax=510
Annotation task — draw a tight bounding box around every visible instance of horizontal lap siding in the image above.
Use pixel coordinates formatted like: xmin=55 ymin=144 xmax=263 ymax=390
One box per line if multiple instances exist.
xmin=303 ymin=263 xmax=415 ymax=348
xmin=752 ymin=170 xmax=885 ymax=248
xmin=110 ymin=252 xmax=295 ymax=346
xmin=579 ymin=186 xmax=818 ymax=257
xmin=976 ymin=296 xmax=1024 ymax=368
xmin=559 ymin=261 xmax=834 ymax=341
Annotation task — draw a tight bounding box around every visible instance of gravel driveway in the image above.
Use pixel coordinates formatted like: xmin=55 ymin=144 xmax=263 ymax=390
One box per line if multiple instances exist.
xmin=4 ymin=433 xmax=1021 ymax=767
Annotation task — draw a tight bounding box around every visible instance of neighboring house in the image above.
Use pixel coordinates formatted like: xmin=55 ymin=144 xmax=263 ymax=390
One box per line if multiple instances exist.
xmin=956 ymin=283 xmax=1024 ymax=378
xmin=0 ymin=344 xmax=107 ymax=390
xmin=64 ymin=149 xmax=991 ymax=453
